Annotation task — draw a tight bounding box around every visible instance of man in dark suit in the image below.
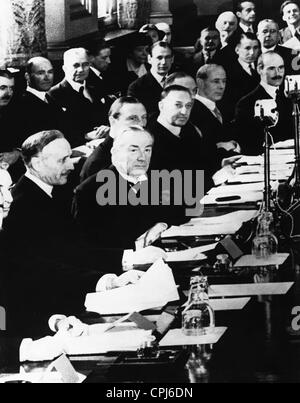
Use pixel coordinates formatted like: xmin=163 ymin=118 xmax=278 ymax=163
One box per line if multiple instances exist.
xmin=74 ymin=126 xmax=181 ymax=249
xmin=80 ymin=96 xmax=147 ymax=182
xmin=2 ymin=130 xmax=164 ymax=337
xmin=222 ymin=32 xmax=261 ymax=120
xmin=148 ymin=85 xmax=219 ymax=194
xmin=0 ymin=70 xmax=25 ymax=181
xmin=279 ymin=1 xmax=300 ymax=44
xmin=192 ymin=27 xmax=221 ymax=77
xmin=257 ymin=19 xmax=296 ymax=75
xmin=128 ymin=41 xmax=174 ymax=117
xmin=235 ymin=1 xmax=257 ymax=35
xmin=191 ymin=64 xmax=240 ymax=164
xmin=233 ymin=51 xmax=293 ymax=155
xmin=49 ymin=48 xmax=109 ymax=147
xmin=19 ymin=57 xmax=68 ymax=139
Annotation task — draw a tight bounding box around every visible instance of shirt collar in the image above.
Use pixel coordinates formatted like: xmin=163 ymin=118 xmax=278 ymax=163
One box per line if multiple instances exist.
xmin=260 ymin=81 xmax=279 ymax=99
xmin=90 ymin=66 xmax=103 ymax=79
xmin=239 ymin=22 xmax=254 ymax=33
xmin=66 ymin=78 xmax=86 ymax=93
xmin=195 ymin=94 xmax=216 ymax=112
xmin=261 ymin=45 xmax=276 ymax=53
xmin=127 ymin=59 xmax=147 ymax=78
xmin=288 ymin=24 xmax=297 ymax=35
xmin=26 ymin=86 xmax=47 ymax=102
xmin=238 ymin=59 xmax=254 ymax=74
xmin=25 ymin=171 xmax=53 ymax=198
xmin=151 ymin=70 xmax=167 ymax=86
xmin=157 ymin=116 xmax=182 ymax=137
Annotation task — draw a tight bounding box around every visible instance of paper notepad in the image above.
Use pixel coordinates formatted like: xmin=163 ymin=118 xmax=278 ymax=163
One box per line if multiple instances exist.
xmin=210 ymin=297 xmax=250 ymax=311
xmin=85 ymin=259 xmax=179 ymax=315
xmin=159 ymin=327 xmax=227 ymax=347
xmin=234 ymin=253 xmax=289 ymax=267
xmin=208 ymin=282 xmax=294 ymax=298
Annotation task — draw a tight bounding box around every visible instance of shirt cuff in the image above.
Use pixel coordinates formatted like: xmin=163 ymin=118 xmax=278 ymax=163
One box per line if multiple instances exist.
xmin=19 ymin=338 xmax=33 ymax=362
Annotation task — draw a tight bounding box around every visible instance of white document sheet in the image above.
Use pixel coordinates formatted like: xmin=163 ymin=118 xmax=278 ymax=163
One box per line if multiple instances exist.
xmin=85 ymin=259 xmax=179 ymax=315
xmin=272 ymin=139 xmax=294 ymax=149
xmin=161 ymin=211 xmax=258 ymax=238
xmin=234 ymin=253 xmax=290 ymax=267
xmin=166 ymin=247 xmax=207 ymax=262
xmin=159 ymin=327 xmax=227 ymax=347
xmin=208 ymin=282 xmax=294 ymax=297
xmin=207 ymin=182 xmax=276 ymax=195
xmin=201 ymin=191 xmax=263 ymax=205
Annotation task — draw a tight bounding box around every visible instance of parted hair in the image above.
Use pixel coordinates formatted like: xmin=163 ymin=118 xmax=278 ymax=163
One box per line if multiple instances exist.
xmin=22 ymin=130 xmax=65 ymax=166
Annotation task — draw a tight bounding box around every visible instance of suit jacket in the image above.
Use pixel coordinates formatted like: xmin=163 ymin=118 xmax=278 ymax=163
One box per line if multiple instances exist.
xmin=19 ymin=91 xmax=68 ymax=138
xmin=128 ymin=72 xmax=163 ymax=117
xmin=80 ymin=135 xmax=113 ymax=182
xmin=233 ymin=85 xmax=293 ymax=155
xmin=73 ymin=166 xmax=185 ymax=249
xmin=1 ymin=176 xmax=124 ymax=337
xmin=49 ymin=79 xmax=108 ymax=147
xmin=148 ymin=120 xmax=215 ymax=192
xmin=222 ymin=59 xmax=260 ymax=120
xmin=86 ymin=69 xmax=114 ymax=118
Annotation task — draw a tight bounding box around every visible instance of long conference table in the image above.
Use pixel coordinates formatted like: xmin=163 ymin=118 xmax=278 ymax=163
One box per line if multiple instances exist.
xmin=2 ymin=145 xmax=300 ymax=384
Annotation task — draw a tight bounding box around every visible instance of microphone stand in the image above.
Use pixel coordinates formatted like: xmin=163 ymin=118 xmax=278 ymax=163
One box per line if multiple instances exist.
xmin=263 ymin=125 xmax=272 ymax=212
xmin=291 ymin=98 xmax=300 ymax=202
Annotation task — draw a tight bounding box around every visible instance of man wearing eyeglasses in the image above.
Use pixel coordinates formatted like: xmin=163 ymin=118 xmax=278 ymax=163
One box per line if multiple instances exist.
xmin=49 ymin=48 xmax=109 ymax=147
xmin=257 ymin=19 xmax=295 ymax=74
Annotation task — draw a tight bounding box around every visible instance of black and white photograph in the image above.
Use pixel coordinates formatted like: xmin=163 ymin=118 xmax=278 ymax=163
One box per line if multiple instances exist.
xmin=0 ymin=0 xmax=300 ymax=386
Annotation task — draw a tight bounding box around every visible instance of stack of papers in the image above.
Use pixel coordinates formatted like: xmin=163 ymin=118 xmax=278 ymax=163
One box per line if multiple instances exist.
xmin=85 ymin=259 xmax=179 ymax=315
xmin=161 ymin=211 xmax=258 ymax=238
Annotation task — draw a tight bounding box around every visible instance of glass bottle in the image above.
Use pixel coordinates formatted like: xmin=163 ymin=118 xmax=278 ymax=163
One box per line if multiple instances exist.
xmin=182 ymin=276 xmax=215 ymax=336
xmin=252 ymin=211 xmax=278 ymax=258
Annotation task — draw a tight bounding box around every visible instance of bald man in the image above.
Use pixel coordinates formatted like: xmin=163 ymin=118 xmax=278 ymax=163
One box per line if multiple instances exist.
xmin=233 ymin=51 xmax=293 ymax=155
xmin=49 ymin=48 xmax=109 ymax=147
xmin=19 ymin=57 xmax=68 ymax=140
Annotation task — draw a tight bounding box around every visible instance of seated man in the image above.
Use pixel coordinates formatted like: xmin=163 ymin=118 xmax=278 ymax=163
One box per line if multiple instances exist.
xmin=0 ymin=70 xmax=25 ymax=181
xmin=1 ymin=130 xmax=165 ymax=337
xmin=128 ymin=41 xmax=174 ymax=117
xmin=192 ymin=27 xmax=221 ymax=76
xmin=74 ymin=126 xmax=184 ymax=249
xmin=233 ymin=51 xmax=293 ymax=155
xmin=80 ymin=96 xmax=148 ymax=182
xmin=191 ymin=64 xmax=240 ymax=158
xmin=19 ymin=57 xmax=68 ymax=138
xmin=49 ymin=48 xmax=109 ymax=147
xmin=148 ymin=85 xmax=218 ymax=192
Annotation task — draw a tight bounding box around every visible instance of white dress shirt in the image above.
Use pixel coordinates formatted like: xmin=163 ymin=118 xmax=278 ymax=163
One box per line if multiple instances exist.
xmin=157 ymin=116 xmax=181 ymax=137
xmin=239 ymin=22 xmax=254 ymax=33
xmin=25 ymin=171 xmax=53 ymax=198
xmin=261 ymin=45 xmax=276 ymax=53
xmin=66 ymin=78 xmax=93 ymax=103
xmin=238 ymin=59 xmax=255 ymax=76
xmin=260 ymin=81 xmax=279 ymax=99
xmin=26 ymin=86 xmax=47 ymax=102
xmin=90 ymin=66 xmax=103 ymax=80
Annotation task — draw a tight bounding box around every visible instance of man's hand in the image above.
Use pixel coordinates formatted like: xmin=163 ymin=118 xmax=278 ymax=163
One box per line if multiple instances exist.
xmin=85 ymin=125 xmax=110 ymax=140
xmin=96 ymin=270 xmax=145 ymax=291
xmin=49 ymin=315 xmax=89 ymax=337
xmin=217 ymin=140 xmax=241 ymax=153
xmin=222 ymin=155 xmax=242 ymax=168
xmin=129 ymin=246 xmax=167 ymax=266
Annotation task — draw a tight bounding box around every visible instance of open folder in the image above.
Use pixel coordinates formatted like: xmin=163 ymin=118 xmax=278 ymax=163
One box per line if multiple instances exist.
xmin=85 ymin=259 xmax=180 ymax=315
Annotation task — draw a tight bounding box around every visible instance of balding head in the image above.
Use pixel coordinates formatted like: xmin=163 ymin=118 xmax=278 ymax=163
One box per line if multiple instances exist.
xmin=257 ymin=51 xmax=285 ymax=87
xmin=156 ymin=22 xmax=172 ymax=43
xmin=196 ymin=64 xmax=227 ymax=102
xmin=257 ymin=19 xmax=280 ymax=49
xmin=216 ymin=12 xmax=238 ymax=42
xmin=63 ymin=48 xmax=90 ymax=83
xmin=26 ymin=57 xmax=54 ymax=92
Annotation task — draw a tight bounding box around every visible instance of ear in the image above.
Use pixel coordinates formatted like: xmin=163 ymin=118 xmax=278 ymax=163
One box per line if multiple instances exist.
xmin=30 ymin=156 xmax=42 ymax=172
xmin=235 ymin=45 xmax=240 ymax=56
xmin=25 ymin=72 xmax=30 ymax=85
xmin=147 ymin=54 xmax=152 ymax=65
xmin=158 ymin=100 xmax=163 ymax=113
xmin=236 ymin=11 xmax=241 ymax=20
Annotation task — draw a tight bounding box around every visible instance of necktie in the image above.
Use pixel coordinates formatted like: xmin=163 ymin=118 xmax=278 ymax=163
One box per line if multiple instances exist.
xmin=44 ymin=93 xmax=51 ymax=104
xmin=213 ymin=106 xmax=223 ymax=124
xmin=79 ymin=85 xmax=92 ymax=103
xmin=161 ymin=76 xmax=167 ymax=88
xmin=249 ymin=64 xmax=256 ymax=77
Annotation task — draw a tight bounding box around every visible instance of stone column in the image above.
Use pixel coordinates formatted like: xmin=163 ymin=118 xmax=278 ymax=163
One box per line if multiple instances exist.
xmin=0 ymin=0 xmax=47 ymax=68
xmin=149 ymin=0 xmax=173 ymax=25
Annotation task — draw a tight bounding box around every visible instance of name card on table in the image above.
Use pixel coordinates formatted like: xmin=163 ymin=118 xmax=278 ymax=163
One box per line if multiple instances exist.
xmin=85 ymin=259 xmax=179 ymax=315
xmin=208 ymin=282 xmax=294 ymax=298
xmin=159 ymin=327 xmax=227 ymax=347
